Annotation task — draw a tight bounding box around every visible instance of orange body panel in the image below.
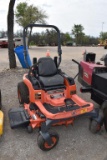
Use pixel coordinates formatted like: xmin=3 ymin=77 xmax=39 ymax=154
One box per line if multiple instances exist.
xmin=23 ymin=73 xmax=94 ymax=128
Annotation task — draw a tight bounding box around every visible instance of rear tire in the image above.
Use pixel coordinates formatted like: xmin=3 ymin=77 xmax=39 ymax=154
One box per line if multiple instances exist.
xmin=101 ymin=101 xmax=107 ymax=132
xmin=37 ymin=130 xmax=59 ymax=151
xmin=17 ymin=82 xmax=29 ymax=104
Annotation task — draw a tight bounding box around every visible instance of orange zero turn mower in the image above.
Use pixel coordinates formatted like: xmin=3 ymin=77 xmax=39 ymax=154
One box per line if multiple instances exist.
xmin=8 ymin=24 xmax=102 ymax=151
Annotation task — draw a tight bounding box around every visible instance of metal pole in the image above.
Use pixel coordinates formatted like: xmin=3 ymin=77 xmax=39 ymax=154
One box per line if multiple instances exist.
xmin=102 ymin=22 xmax=104 ymax=39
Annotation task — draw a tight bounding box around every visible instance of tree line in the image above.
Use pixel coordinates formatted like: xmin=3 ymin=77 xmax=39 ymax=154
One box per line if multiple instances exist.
xmin=6 ymin=1 xmax=107 ymax=68
xmin=1 ymin=27 xmax=99 ymax=47
xmin=6 ymin=1 xmax=101 ymax=47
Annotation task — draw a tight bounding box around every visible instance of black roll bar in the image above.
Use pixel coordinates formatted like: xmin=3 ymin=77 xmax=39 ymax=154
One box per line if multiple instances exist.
xmin=23 ymin=24 xmax=62 ymax=68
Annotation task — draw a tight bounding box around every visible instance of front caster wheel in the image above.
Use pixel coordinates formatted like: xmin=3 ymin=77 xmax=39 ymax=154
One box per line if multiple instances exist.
xmin=37 ymin=130 xmax=59 ymax=151
xmin=89 ymin=119 xmax=101 ymax=133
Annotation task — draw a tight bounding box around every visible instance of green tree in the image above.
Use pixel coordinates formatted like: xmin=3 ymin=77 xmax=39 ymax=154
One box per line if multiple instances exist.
xmin=15 ymin=2 xmax=48 ymax=46
xmin=100 ymin=32 xmax=107 ymax=40
xmin=45 ymin=29 xmax=58 ymax=46
xmin=61 ymin=32 xmax=72 ymax=45
xmin=82 ymin=35 xmax=99 ymax=46
xmin=15 ymin=2 xmax=48 ymax=27
xmin=72 ymin=24 xmax=84 ymax=45
xmin=7 ymin=0 xmax=16 ymax=68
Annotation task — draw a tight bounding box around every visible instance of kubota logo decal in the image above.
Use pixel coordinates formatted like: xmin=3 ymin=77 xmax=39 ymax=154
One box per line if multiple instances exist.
xmin=84 ymin=72 xmax=89 ymax=78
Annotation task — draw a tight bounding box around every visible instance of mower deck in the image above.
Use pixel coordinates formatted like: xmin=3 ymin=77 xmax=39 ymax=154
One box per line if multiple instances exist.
xmin=43 ymin=95 xmax=92 ymax=115
xmin=8 ymin=94 xmax=93 ymax=129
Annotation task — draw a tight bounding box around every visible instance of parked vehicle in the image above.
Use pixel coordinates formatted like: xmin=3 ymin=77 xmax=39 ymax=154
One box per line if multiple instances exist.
xmin=98 ymin=39 xmax=107 ymax=49
xmin=0 ymin=37 xmax=8 ymax=48
xmin=0 ymin=37 xmax=23 ymax=48
xmin=72 ymin=51 xmax=107 ymax=132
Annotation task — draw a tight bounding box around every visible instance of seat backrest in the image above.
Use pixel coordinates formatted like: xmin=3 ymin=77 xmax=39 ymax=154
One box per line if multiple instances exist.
xmin=38 ymin=57 xmax=57 ymax=76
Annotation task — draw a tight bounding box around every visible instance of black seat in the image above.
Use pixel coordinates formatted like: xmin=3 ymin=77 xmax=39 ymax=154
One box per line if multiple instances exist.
xmin=37 ymin=57 xmax=64 ymax=90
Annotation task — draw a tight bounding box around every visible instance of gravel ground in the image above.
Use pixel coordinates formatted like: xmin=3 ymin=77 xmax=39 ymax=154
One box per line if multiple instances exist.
xmin=0 ymin=46 xmax=107 ymax=160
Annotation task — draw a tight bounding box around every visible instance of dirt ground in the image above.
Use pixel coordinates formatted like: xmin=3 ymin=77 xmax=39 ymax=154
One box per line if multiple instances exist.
xmin=0 ymin=46 xmax=107 ymax=160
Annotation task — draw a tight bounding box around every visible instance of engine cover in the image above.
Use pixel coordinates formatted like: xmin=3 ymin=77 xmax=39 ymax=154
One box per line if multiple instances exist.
xmin=79 ymin=61 xmax=106 ymax=86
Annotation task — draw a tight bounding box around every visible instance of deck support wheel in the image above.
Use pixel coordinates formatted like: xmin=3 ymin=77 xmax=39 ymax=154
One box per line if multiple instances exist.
xmin=27 ymin=125 xmax=33 ymax=133
xmin=89 ymin=119 xmax=101 ymax=133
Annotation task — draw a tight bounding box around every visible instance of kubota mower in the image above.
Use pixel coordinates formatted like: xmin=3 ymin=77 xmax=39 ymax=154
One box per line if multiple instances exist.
xmin=72 ymin=51 xmax=107 ymax=133
xmin=8 ymin=24 xmax=100 ymax=151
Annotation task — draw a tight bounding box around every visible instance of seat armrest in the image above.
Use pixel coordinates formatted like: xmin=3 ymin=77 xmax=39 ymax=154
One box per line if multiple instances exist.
xmin=60 ymin=73 xmax=75 ymax=85
xmin=29 ymin=76 xmax=41 ymax=89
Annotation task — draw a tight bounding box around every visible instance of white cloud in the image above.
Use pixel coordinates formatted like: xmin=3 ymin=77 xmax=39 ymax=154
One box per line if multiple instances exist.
xmin=0 ymin=0 xmax=107 ymax=37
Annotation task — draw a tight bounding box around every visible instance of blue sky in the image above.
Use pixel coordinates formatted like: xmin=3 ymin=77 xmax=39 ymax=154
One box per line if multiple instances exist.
xmin=0 ymin=0 xmax=107 ymax=37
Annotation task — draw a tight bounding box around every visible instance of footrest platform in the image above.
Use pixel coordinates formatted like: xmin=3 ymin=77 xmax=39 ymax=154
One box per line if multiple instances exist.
xmin=8 ymin=108 xmax=30 ymax=129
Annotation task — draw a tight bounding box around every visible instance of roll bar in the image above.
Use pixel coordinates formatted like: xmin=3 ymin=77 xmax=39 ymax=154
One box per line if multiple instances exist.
xmin=72 ymin=59 xmax=80 ymax=79
xmin=23 ymin=24 xmax=62 ymax=68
